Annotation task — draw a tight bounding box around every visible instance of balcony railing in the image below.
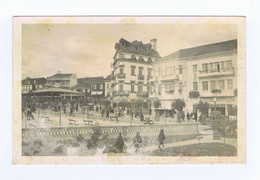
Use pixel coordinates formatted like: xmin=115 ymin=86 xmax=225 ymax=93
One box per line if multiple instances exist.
xmin=137 ymin=91 xmax=149 ymax=98
xmin=138 ymin=75 xmax=144 ymax=80
xmin=198 ymin=67 xmax=235 ymax=78
xmin=117 ymin=73 xmax=126 ymax=79
xmin=147 ymin=75 xmax=153 ymax=80
xmin=112 ymin=90 xmax=130 ymax=96
xmin=189 ymin=91 xmax=200 ymax=98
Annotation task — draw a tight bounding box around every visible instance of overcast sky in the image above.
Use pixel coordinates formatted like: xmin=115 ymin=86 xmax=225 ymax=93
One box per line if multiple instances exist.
xmin=22 ymin=23 xmax=237 ymax=79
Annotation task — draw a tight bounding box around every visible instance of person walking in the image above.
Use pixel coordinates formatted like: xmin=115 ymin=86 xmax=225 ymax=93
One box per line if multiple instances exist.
xmin=114 ymin=133 xmax=124 ymax=153
xmin=158 ymin=129 xmax=166 ymax=148
xmin=133 ymin=132 xmax=142 ymax=152
xmin=187 ymin=112 xmax=190 ymax=122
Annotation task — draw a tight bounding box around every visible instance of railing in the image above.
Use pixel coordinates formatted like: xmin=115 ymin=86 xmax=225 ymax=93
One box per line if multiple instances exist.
xmin=22 ymin=123 xmax=199 ymax=140
xmin=117 ymin=73 xmax=126 ymax=79
xmin=198 ymin=67 xmax=235 ymax=78
xmin=137 ymin=91 xmax=149 ymax=98
xmin=147 ymin=76 xmax=153 ymax=80
xmin=138 ymin=75 xmax=144 ymax=80
xmin=112 ymin=90 xmax=130 ymax=96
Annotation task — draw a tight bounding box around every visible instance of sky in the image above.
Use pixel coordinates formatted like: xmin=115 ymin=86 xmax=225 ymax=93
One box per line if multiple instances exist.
xmin=22 ymin=23 xmax=237 ymax=79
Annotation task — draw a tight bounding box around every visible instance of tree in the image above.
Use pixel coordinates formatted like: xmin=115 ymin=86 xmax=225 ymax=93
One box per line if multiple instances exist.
xmin=171 ymin=99 xmax=185 ymax=112
xmin=197 ymin=101 xmax=210 ymax=124
xmin=153 ymin=98 xmax=162 ymax=108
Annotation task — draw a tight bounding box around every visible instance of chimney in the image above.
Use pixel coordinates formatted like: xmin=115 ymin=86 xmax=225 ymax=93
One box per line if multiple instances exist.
xmin=150 ymin=38 xmax=157 ymax=51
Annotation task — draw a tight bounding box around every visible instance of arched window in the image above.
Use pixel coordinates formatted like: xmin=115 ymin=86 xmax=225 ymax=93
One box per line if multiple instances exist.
xmin=131 ymin=55 xmax=136 ymax=60
xmin=148 ymin=58 xmax=153 ymax=63
xmin=119 ymin=54 xmax=125 ymax=59
xmin=139 ymin=56 xmax=144 ymax=61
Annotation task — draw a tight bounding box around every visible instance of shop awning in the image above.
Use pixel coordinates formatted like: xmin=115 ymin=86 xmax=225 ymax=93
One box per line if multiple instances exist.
xmin=91 ymin=91 xmax=98 ymax=95
xmin=97 ymin=91 xmax=103 ymax=95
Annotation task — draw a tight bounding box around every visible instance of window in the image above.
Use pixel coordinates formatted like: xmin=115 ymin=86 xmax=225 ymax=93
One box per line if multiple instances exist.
xmin=148 ymin=68 xmax=152 ymax=77
xmin=193 ymin=64 xmax=197 ymax=73
xmin=131 ymin=82 xmax=135 ymax=92
xmin=93 ymin=84 xmax=97 ymax=90
xmin=119 ymin=54 xmax=124 ymax=59
xmin=202 ymin=81 xmax=208 ymax=91
xmin=100 ymin=84 xmax=104 ymax=90
xmin=119 ymin=67 xmax=124 ymax=74
xmin=28 ymin=81 xmax=30 ymax=85
xmin=218 ymin=80 xmax=225 ymax=90
xmin=210 ymin=81 xmax=216 ymax=90
xmin=119 ymin=83 xmax=123 ymax=91
xmin=179 ymin=65 xmax=183 ymax=74
xmin=131 ymin=66 xmax=136 ymax=75
xmin=220 ymin=61 xmax=225 ymax=70
xmin=209 ymin=63 xmax=214 ymax=71
xmin=226 ymin=60 xmax=232 ymax=68
xmin=193 ymin=74 xmax=197 ymax=82
xmin=139 ymin=56 xmax=144 ymax=61
xmin=214 ymin=62 xmax=220 ymax=72
xmin=131 ymin=55 xmax=136 ymax=60
xmin=193 ymin=82 xmax=198 ymax=91
xmin=158 ymin=84 xmax=162 ymax=93
xmin=179 ymin=82 xmax=183 ymax=91
xmin=202 ymin=63 xmax=208 ymax=72
xmin=148 ymin=58 xmax=152 ymax=63
xmin=227 ymin=79 xmax=233 ymax=89
xmin=138 ymin=83 xmax=143 ymax=92
xmin=139 ymin=67 xmax=143 ymax=76
xmin=34 ymin=80 xmax=36 ymax=84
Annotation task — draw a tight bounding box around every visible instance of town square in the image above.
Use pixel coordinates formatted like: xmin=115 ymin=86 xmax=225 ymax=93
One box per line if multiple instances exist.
xmin=20 ymin=20 xmax=238 ymax=157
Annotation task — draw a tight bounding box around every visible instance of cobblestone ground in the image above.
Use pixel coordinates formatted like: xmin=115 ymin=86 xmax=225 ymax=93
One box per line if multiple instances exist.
xmin=22 ymin=109 xmax=198 ymax=128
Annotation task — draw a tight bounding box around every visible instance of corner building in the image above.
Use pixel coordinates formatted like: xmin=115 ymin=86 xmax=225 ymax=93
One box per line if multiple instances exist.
xmin=150 ymin=39 xmax=237 ymax=116
xmin=111 ymin=38 xmax=160 ymax=103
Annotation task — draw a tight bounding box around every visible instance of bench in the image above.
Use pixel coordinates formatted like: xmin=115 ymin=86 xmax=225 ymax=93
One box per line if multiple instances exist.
xmin=29 ymin=123 xmax=37 ymax=128
xmin=83 ymin=119 xmax=93 ymax=126
xmin=144 ymin=118 xmax=154 ymax=125
xmin=42 ymin=116 xmax=52 ymax=124
xmin=68 ymin=119 xmax=79 ymax=127
xmin=110 ymin=116 xmax=119 ymax=123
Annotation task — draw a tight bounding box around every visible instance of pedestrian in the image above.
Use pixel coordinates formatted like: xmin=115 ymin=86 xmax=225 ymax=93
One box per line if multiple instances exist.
xmin=194 ymin=112 xmax=198 ymax=122
xmin=158 ymin=129 xmax=166 ymax=148
xmin=140 ymin=110 xmax=144 ymax=121
xmin=133 ymin=132 xmax=142 ymax=152
xmin=181 ymin=112 xmax=185 ymax=121
xmin=114 ymin=133 xmax=124 ymax=153
xmin=187 ymin=112 xmax=190 ymax=121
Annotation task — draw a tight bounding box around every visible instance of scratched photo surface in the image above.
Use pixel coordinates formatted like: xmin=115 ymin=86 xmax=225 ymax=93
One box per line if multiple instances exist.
xmin=13 ymin=17 xmax=246 ymax=164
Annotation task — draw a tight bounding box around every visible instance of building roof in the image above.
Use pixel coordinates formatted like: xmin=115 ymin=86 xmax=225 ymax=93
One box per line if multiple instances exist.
xmin=78 ymin=76 xmax=110 ymax=83
xmin=47 ymin=73 xmax=75 ymax=80
xmin=115 ymin=38 xmax=160 ymax=58
xmin=22 ymin=77 xmax=47 ymax=85
xmin=71 ymin=82 xmax=91 ymax=90
xmin=162 ymin=39 xmax=237 ymax=61
xmin=28 ymin=87 xmax=84 ymax=95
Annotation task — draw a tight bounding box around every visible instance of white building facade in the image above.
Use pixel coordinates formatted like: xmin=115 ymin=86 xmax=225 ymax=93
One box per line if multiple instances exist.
xmin=150 ymin=39 xmax=237 ymax=116
xmin=111 ymin=38 xmax=160 ymax=102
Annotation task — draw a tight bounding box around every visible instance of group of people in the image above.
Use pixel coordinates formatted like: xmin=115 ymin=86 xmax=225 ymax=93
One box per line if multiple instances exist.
xmin=113 ymin=129 xmax=166 ymax=153
xmin=180 ymin=112 xmax=198 ymax=122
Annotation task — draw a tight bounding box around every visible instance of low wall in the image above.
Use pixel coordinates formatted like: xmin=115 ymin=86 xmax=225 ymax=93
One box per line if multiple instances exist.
xmin=22 ymin=123 xmax=199 ymax=140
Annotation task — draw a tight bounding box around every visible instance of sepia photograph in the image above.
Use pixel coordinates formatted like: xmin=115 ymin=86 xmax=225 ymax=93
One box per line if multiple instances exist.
xmin=12 ymin=16 xmax=246 ymax=164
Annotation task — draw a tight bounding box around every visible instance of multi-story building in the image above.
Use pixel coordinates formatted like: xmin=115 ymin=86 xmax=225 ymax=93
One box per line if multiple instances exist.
xmin=111 ymin=38 xmax=160 ymax=103
xmin=22 ymin=77 xmax=47 ymax=92
xmin=46 ymin=73 xmax=77 ymax=89
xmin=150 ymin=39 xmax=237 ymax=116
xmin=73 ymin=76 xmax=111 ymax=102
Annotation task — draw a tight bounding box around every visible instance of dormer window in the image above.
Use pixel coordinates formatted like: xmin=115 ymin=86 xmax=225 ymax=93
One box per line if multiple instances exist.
xmin=131 ymin=55 xmax=136 ymax=60
xmin=139 ymin=56 xmax=144 ymax=61
xmin=148 ymin=58 xmax=152 ymax=63
xmin=119 ymin=54 xmax=125 ymax=59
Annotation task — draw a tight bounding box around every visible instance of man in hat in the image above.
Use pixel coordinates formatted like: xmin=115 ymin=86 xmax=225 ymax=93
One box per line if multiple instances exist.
xmin=133 ymin=132 xmax=142 ymax=152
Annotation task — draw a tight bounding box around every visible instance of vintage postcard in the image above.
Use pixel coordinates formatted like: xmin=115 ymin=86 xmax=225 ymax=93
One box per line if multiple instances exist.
xmin=13 ymin=16 xmax=246 ymax=165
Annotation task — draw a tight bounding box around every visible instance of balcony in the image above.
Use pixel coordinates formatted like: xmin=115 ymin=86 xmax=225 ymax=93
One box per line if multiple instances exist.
xmin=137 ymin=91 xmax=149 ymax=98
xmin=138 ymin=75 xmax=144 ymax=80
xmin=117 ymin=73 xmax=126 ymax=79
xmin=189 ymin=91 xmax=200 ymax=98
xmin=147 ymin=75 xmax=153 ymax=80
xmin=160 ymin=74 xmax=179 ymax=81
xmin=198 ymin=67 xmax=235 ymax=78
xmin=112 ymin=90 xmax=130 ymax=96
